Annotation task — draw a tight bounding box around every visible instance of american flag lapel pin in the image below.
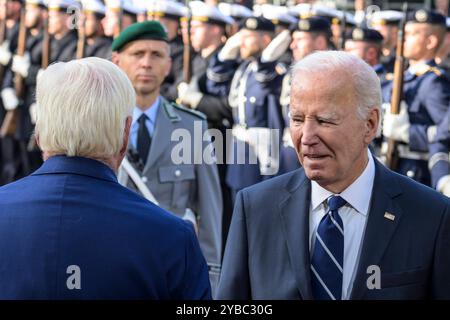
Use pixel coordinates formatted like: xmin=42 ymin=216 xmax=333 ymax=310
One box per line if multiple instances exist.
xmin=384 ymin=212 xmax=395 ymax=221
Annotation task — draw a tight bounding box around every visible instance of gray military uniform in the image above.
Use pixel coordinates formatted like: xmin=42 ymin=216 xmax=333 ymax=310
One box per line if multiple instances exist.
xmin=118 ymin=97 xmax=223 ymax=294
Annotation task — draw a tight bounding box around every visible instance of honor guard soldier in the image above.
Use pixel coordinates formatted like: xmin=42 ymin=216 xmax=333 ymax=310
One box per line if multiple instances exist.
xmin=0 ymin=0 xmax=22 ymax=184
xmin=382 ymin=9 xmax=450 ymax=188
xmin=259 ymin=4 xmax=297 ymax=35
xmin=344 ymin=27 xmax=389 ymax=157
xmin=259 ymin=4 xmax=296 ymax=65
xmin=111 ymin=21 xmax=223 ymax=296
xmin=217 ymin=2 xmax=253 ymax=36
xmin=131 ymin=0 xmax=147 ymax=23
xmin=0 ymin=0 xmax=22 ymax=72
xmin=46 ymin=0 xmax=78 ymax=62
xmin=147 ymin=0 xmax=187 ymax=102
xmin=177 ymin=0 xmax=234 ymax=131
xmin=436 ymin=17 xmax=450 ymax=75
xmin=289 ymin=4 xmax=355 ymax=50
xmin=176 ymin=0 xmax=235 ymax=252
xmin=102 ymin=0 xmax=139 ymax=38
xmin=209 ymin=16 xmax=285 ymax=199
xmin=1 ymin=0 xmax=46 ymax=179
xmin=345 ymin=27 xmax=388 ymax=84
xmin=79 ymin=0 xmax=112 ymax=59
xmin=370 ymin=10 xmax=404 ymax=73
xmin=278 ymin=16 xmax=333 ymax=175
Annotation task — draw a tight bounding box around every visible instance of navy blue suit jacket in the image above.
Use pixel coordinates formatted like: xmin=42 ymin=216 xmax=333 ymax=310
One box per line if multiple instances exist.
xmin=217 ymin=158 xmax=450 ymax=299
xmin=0 ymin=156 xmax=211 ymax=299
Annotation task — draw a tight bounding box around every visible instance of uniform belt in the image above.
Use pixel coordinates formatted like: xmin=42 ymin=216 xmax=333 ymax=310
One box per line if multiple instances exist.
xmin=397 ymin=144 xmax=428 ymax=161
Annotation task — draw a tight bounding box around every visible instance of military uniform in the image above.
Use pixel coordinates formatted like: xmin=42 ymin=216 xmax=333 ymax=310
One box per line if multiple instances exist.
xmin=370 ymin=10 xmax=404 ymax=74
xmin=112 ymin=21 xmax=223 ymax=295
xmin=85 ymin=36 xmax=112 ymax=59
xmin=146 ymin=1 xmax=188 ymax=102
xmin=0 ymin=21 xmax=20 ymax=184
xmin=3 ymin=29 xmax=42 ymax=141
xmin=118 ymin=97 xmax=223 ymax=295
xmin=161 ymin=34 xmax=184 ymax=102
xmin=79 ymin=0 xmax=112 ymax=60
xmin=383 ymin=60 xmax=450 ymax=187
xmin=225 ymin=55 xmax=285 ymax=194
xmin=382 ymin=10 xmax=450 ymax=188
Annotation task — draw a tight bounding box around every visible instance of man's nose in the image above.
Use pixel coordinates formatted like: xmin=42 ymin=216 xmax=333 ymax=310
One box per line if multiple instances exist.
xmin=301 ymin=119 xmax=319 ymax=145
xmin=141 ymin=55 xmax=152 ymax=68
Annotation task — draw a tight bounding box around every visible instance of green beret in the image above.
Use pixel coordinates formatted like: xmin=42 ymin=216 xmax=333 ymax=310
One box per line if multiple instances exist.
xmin=112 ymin=21 xmax=168 ymax=52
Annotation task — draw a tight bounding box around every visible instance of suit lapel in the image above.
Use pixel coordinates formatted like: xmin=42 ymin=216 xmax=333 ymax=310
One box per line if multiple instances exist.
xmin=143 ymin=99 xmax=178 ymax=173
xmin=350 ymin=160 xmax=403 ymax=299
xmin=279 ymin=169 xmax=314 ymax=300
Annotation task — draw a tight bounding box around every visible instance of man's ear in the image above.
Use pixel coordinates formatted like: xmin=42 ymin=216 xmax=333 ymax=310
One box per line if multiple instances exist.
xmin=165 ymin=57 xmax=172 ymax=78
xmin=35 ymin=133 xmax=40 ymax=149
xmin=111 ymin=52 xmax=120 ymax=65
xmin=262 ymin=33 xmax=272 ymax=48
xmin=426 ymin=33 xmax=440 ymax=51
xmin=364 ymin=107 xmax=380 ymax=144
xmin=120 ymin=116 xmax=132 ymax=157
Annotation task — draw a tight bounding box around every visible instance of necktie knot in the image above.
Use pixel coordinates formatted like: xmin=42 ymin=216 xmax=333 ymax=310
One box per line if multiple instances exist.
xmin=138 ymin=114 xmax=148 ymax=125
xmin=327 ymin=196 xmax=346 ymax=212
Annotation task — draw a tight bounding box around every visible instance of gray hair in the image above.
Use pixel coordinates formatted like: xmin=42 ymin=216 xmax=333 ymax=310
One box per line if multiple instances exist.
xmin=36 ymin=57 xmax=135 ymax=158
xmin=291 ymin=50 xmax=382 ymax=120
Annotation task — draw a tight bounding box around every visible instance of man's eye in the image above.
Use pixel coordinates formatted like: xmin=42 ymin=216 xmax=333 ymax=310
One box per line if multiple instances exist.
xmin=292 ymin=118 xmax=304 ymax=123
xmin=318 ymin=119 xmax=334 ymax=125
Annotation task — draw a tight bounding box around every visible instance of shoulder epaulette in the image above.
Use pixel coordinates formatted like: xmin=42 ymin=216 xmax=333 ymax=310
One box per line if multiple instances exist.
xmin=414 ymin=64 xmax=433 ymax=77
xmin=430 ymin=66 xmax=444 ymax=77
xmin=171 ymin=102 xmax=207 ymax=120
xmin=275 ymin=62 xmax=288 ymax=76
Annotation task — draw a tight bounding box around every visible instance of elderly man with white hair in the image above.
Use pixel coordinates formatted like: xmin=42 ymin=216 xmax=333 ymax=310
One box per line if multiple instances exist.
xmin=0 ymin=57 xmax=211 ymax=300
xmin=218 ymin=51 xmax=450 ymax=300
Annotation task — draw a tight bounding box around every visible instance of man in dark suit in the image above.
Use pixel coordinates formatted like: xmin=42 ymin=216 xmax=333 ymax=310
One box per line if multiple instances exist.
xmin=0 ymin=57 xmax=211 ymax=299
xmin=217 ymin=51 xmax=450 ymax=300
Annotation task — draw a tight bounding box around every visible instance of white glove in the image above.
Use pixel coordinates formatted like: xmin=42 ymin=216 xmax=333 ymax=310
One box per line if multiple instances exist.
xmin=261 ymin=30 xmax=292 ymax=63
xmin=37 ymin=68 xmax=45 ymax=81
xmin=437 ymin=175 xmax=450 ymax=197
xmin=0 ymin=41 xmax=11 ymax=66
xmin=177 ymin=80 xmax=203 ymax=108
xmin=218 ymin=31 xmax=241 ymax=61
xmin=1 ymin=88 xmax=19 ymax=111
xmin=12 ymin=53 xmax=31 ymax=78
xmin=382 ymin=101 xmax=410 ymax=143
xmin=29 ymin=102 xmax=37 ymax=124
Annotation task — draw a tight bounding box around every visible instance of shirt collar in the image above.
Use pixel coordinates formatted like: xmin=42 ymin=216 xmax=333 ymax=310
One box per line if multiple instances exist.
xmin=407 ymin=60 xmax=436 ymax=75
xmin=311 ymin=149 xmax=375 ymax=216
xmin=132 ymin=96 xmax=161 ymax=126
xmin=373 ymin=64 xmax=384 ymax=74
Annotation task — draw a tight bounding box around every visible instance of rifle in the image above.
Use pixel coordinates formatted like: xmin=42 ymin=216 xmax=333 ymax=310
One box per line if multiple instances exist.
xmin=182 ymin=0 xmax=192 ymax=84
xmin=0 ymin=0 xmax=8 ymax=83
xmin=114 ymin=0 xmax=123 ymax=38
xmin=385 ymin=3 xmax=408 ymax=170
xmin=339 ymin=0 xmax=347 ymax=50
xmin=76 ymin=11 xmax=85 ymax=59
xmin=27 ymin=9 xmax=49 ymax=151
xmin=41 ymin=9 xmax=50 ymax=69
xmin=0 ymin=5 xmax=26 ymax=137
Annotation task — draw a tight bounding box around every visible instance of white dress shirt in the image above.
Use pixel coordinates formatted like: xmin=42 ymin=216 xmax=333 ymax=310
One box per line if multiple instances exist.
xmin=309 ymin=149 xmax=375 ymax=299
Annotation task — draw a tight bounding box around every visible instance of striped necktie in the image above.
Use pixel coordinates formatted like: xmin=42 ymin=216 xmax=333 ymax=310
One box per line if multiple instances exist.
xmin=311 ymin=195 xmax=346 ymax=300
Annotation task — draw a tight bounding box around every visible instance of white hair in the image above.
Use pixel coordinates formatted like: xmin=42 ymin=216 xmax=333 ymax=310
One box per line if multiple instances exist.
xmin=291 ymin=50 xmax=382 ymax=120
xmin=35 ymin=57 xmax=135 ymax=158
